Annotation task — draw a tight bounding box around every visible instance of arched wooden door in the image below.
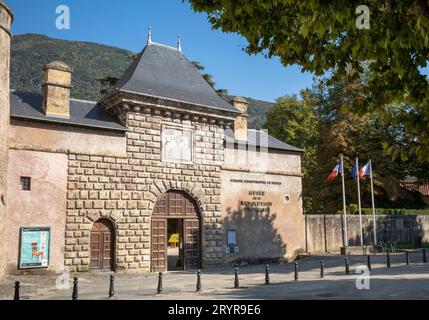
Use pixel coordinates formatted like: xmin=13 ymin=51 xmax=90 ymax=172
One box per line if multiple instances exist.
xmin=90 ymin=219 xmax=115 ymax=270
xmin=151 ymin=190 xmax=202 ymax=272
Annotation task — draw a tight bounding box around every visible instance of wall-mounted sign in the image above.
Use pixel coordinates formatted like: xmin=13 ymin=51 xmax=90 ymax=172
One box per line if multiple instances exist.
xmin=19 ymin=227 xmax=51 ymax=269
xmin=225 ymin=246 xmax=240 ymax=254
xmin=227 ymin=230 xmax=237 ymax=246
xmin=229 ymin=246 xmax=239 ymax=254
xmin=239 ymin=191 xmax=273 ymax=214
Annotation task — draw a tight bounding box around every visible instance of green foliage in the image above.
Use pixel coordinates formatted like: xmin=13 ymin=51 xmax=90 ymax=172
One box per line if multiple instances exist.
xmin=362 ymin=208 xmax=429 ymax=215
xmin=265 ymin=76 xmax=428 ymax=213
xmin=394 ymin=243 xmax=429 ymax=249
xmin=265 ymin=91 xmax=320 ymax=196
xmin=347 ymin=203 xmax=359 ymax=215
xmin=11 ymin=34 xmax=133 ymax=101
xmin=187 ymin=0 xmax=429 ymax=162
xmin=191 ymin=60 xmax=229 ymax=97
xmin=302 ymin=196 xmax=313 ymax=214
xmin=96 ymin=76 xmax=119 ymax=95
xmin=339 ymin=204 xmax=429 ymax=215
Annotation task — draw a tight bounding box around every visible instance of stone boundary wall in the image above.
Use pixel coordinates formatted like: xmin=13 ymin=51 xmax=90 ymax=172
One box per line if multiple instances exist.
xmin=305 ymin=214 xmax=429 ymax=253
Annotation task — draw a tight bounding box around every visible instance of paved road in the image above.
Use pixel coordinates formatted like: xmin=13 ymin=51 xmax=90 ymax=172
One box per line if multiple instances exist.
xmin=1 ymin=253 xmax=429 ymax=300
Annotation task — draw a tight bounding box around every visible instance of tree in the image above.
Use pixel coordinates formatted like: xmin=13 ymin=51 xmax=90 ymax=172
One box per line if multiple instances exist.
xmin=313 ymin=77 xmax=428 ymax=212
xmin=96 ymin=53 xmax=138 ymax=95
xmin=265 ymin=77 xmax=427 ymax=213
xmin=97 ymin=76 xmax=119 ymax=95
xmin=191 ymin=61 xmax=229 ymax=97
xmin=265 ymin=92 xmax=320 ymax=212
xmin=187 ymin=0 xmax=429 ymax=162
xmin=265 ymin=91 xmax=320 ymax=213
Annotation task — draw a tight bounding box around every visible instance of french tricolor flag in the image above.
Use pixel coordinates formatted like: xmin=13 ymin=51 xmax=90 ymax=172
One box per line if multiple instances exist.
xmin=328 ymin=162 xmax=343 ymax=181
xmin=360 ymin=161 xmax=372 ymax=178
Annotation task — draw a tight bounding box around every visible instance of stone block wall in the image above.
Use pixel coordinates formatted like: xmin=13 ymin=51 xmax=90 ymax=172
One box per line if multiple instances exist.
xmin=305 ymin=214 xmax=429 ymax=253
xmin=65 ymin=109 xmax=226 ymax=272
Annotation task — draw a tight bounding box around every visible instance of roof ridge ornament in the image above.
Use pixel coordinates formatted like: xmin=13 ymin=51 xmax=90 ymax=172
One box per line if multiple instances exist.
xmin=147 ymin=26 xmax=152 ymax=45
xmin=177 ymin=33 xmax=182 ymax=52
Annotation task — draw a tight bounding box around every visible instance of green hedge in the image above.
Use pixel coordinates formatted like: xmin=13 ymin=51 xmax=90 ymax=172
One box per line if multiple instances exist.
xmin=336 ymin=204 xmax=429 ymax=215
xmin=395 ymin=242 xmax=429 ymax=249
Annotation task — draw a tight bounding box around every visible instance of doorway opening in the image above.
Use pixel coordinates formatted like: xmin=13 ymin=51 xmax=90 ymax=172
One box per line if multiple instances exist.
xmin=90 ymin=218 xmax=115 ymax=271
xmin=167 ymin=219 xmax=183 ymax=271
xmin=151 ymin=190 xmax=202 ymax=272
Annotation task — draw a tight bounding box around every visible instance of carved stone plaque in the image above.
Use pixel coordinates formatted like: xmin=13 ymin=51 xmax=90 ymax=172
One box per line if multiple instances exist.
xmin=162 ymin=125 xmax=193 ymax=163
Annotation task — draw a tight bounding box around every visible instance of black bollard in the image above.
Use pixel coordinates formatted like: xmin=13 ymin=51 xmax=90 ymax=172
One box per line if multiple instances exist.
xmin=294 ymin=262 xmax=298 ymax=281
xmin=387 ymin=253 xmax=391 ymax=268
xmin=196 ymin=270 xmax=202 ymax=292
xmin=345 ymin=258 xmax=350 ymax=275
xmin=157 ymin=272 xmax=163 ymax=294
xmin=367 ymin=255 xmax=371 ymax=271
xmin=265 ymin=265 xmax=270 ymax=285
xmin=320 ymin=260 xmax=324 ymax=278
xmin=423 ymin=249 xmax=427 ymax=264
xmin=108 ymin=274 xmax=115 ymax=298
xmin=13 ymin=281 xmax=20 ymax=301
xmin=406 ymin=251 xmax=410 ymax=265
xmin=72 ymin=276 xmax=78 ymax=300
xmin=234 ymin=268 xmax=239 ymax=288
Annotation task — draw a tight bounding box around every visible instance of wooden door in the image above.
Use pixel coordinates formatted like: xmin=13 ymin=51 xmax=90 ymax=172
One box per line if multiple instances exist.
xmin=151 ymin=218 xmax=167 ymax=272
xmin=184 ymin=219 xmax=201 ymax=270
xmin=90 ymin=219 xmax=114 ymax=270
xmin=151 ymin=190 xmax=202 ymax=272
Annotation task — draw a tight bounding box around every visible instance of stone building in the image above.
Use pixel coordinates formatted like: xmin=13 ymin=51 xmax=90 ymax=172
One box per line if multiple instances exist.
xmin=0 ymin=0 xmax=13 ymax=279
xmin=0 ymin=2 xmax=305 ymax=276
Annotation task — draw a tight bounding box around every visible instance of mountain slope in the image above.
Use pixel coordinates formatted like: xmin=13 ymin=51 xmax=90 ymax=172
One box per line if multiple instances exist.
xmin=246 ymin=98 xmax=273 ymax=129
xmin=11 ymin=34 xmax=132 ymax=101
xmin=10 ymin=33 xmax=272 ymax=127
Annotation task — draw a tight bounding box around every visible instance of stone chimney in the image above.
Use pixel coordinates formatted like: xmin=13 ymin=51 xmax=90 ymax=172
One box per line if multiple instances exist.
xmin=231 ymin=96 xmax=249 ymax=141
xmin=42 ymin=61 xmax=72 ymax=118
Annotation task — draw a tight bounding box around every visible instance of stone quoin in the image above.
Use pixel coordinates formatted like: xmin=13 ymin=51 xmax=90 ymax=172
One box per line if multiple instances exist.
xmin=0 ymin=2 xmax=304 ymax=276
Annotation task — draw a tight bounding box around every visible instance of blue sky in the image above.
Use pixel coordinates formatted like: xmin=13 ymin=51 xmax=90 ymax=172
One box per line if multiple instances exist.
xmin=6 ymin=0 xmax=314 ymax=102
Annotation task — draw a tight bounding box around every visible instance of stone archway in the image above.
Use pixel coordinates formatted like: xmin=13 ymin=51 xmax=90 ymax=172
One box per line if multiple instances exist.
xmin=150 ymin=190 xmax=202 ymax=272
xmin=90 ymin=218 xmax=115 ymax=271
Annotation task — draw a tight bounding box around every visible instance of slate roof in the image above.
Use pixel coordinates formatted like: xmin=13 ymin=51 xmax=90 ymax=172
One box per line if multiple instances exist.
xmin=225 ymin=129 xmax=304 ymax=153
xmin=9 ymin=91 xmax=301 ymax=152
xmin=10 ymin=91 xmax=127 ymax=132
xmin=110 ymin=43 xmax=239 ymax=114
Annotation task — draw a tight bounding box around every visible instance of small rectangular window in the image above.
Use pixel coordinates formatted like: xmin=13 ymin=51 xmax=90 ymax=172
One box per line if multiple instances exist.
xmin=20 ymin=177 xmax=31 ymax=191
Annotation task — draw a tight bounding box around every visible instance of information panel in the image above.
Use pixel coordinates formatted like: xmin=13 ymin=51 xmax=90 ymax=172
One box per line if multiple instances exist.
xmin=19 ymin=227 xmax=50 ymax=269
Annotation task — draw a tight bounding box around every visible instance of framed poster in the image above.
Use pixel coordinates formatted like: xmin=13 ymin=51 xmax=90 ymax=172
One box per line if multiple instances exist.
xmin=227 ymin=230 xmax=237 ymax=246
xmin=19 ymin=227 xmax=51 ymax=269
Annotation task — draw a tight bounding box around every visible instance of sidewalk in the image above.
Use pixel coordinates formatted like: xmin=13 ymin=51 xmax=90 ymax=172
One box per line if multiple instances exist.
xmin=1 ymin=254 xmax=429 ymax=300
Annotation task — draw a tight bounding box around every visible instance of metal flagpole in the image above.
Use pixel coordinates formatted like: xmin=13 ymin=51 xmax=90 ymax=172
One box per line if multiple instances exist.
xmin=356 ymin=158 xmax=364 ymax=246
xmin=341 ymin=154 xmax=348 ymax=247
xmin=369 ymin=160 xmax=377 ymax=245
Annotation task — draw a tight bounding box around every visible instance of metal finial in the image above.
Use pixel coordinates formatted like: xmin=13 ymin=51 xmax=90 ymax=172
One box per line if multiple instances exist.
xmin=177 ymin=33 xmax=182 ymax=52
xmin=147 ymin=26 xmax=152 ymax=45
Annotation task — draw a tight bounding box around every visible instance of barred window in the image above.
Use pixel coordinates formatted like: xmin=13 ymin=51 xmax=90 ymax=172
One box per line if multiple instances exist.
xmin=20 ymin=177 xmax=31 ymax=191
